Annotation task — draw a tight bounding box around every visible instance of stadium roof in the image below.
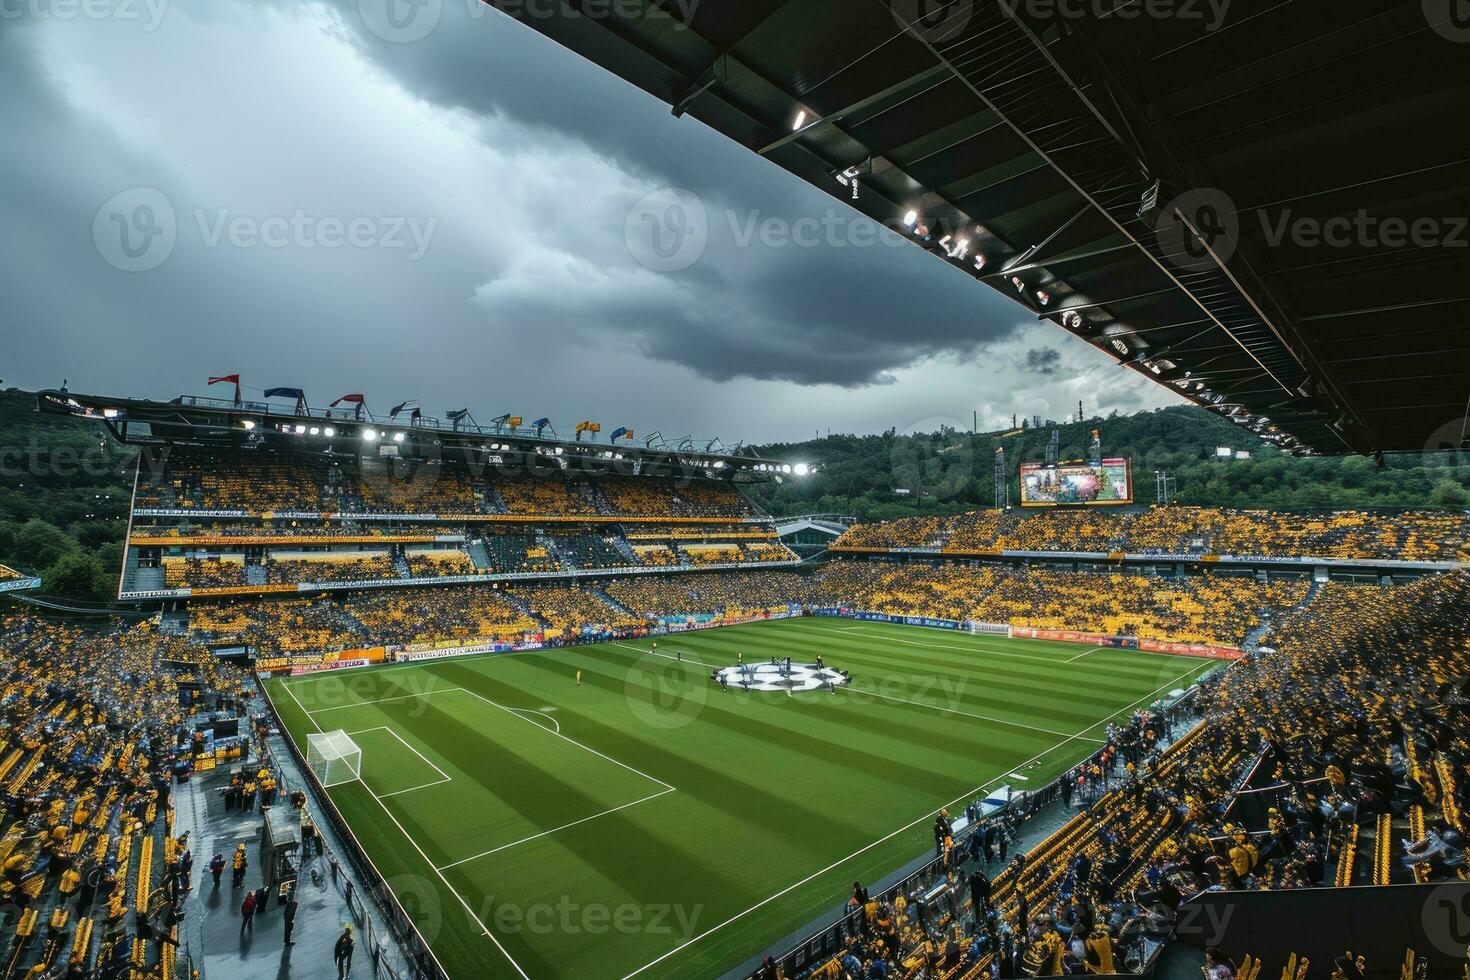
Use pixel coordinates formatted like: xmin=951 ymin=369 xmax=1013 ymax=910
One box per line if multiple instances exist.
xmin=483 ymin=0 xmax=1470 ymax=456
xmin=35 ymin=389 xmax=795 ymax=481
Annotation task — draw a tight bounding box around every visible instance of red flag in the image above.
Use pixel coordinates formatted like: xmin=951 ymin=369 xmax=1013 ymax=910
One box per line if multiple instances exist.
xmin=207 ymin=374 xmax=240 ymax=385
xmin=331 ymin=394 xmax=365 ymax=407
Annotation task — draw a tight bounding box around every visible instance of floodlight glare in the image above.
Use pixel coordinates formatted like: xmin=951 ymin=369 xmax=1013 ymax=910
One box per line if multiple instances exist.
xmin=393 ymin=432 xmax=406 ymax=443
xmin=361 ymin=429 xmax=378 ymax=442
xmin=323 ymin=427 xmax=336 ymax=437
xmin=794 ymin=462 xmax=810 ymax=476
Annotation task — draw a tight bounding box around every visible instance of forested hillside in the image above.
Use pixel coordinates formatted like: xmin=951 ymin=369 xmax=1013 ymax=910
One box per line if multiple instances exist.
xmin=746 ymin=405 xmax=1470 ymax=521
xmin=0 ymin=389 xmax=134 ymax=599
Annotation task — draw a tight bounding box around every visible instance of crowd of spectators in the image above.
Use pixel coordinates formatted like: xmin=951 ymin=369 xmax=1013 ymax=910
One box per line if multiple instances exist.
xmin=0 ymin=614 xmax=247 ymax=977
xmin=836 ymin=506 xmax=1470 ymax=561
xmin=786 ymin=570 xmax=1470 ymax=979
xmin=806 ymin=563 xmax=1306 ymax=649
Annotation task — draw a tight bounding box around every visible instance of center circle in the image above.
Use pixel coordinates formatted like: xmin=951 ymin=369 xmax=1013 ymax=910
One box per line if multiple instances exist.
xmin=713 ymin=661 xmax=852 ymax=693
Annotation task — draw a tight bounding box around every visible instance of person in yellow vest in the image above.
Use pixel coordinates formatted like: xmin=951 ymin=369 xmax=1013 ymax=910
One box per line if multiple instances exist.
xmin=1084 ymin=925 xmax=1117 ymax=973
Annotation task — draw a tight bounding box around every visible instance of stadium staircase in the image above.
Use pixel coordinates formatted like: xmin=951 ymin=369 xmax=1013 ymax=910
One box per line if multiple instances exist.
xmin=390 ymin=547 xmax=413 ymax=579
xmin=609 ymin=528 xmax=641 ymax=565
xmin=501 ymin=591 xmax=549 ymax=627
xmin=127 ymin=562 xmax=164 ymax=593
xmin=537 ymin=532 xmax=568 ymax=569
xmin=589 ymin=586 xmax=637 ymax=618
xmin=244 ymin=562 xmax=268 ymax=587
xmin=570 ymin=478 xmax=607 ymax=514
xmin=465 ymin=538 xmax=493 ymax=570
xmin=476 ymin=477 xmax=508 ymax=514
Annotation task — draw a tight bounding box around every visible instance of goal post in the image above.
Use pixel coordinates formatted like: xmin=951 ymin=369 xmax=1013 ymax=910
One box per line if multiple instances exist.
xmin=307 ymin=730 xmax=363 ymax=788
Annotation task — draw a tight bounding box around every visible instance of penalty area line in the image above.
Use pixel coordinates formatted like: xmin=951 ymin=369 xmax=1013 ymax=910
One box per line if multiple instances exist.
xmin=435 ymin=785 xmax=677 ymax=872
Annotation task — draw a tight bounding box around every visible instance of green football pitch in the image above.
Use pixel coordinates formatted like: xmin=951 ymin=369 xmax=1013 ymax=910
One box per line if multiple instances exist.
xmin=264 ymin=616 xmax=1216 ymax=979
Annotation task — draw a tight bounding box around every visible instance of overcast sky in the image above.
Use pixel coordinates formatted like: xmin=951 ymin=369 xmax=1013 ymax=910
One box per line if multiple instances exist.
xmin=0 ymin=0 xmax=1182 ymax=443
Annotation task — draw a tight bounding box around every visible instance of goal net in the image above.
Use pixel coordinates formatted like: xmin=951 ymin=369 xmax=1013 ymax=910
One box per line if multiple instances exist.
xmin=307 ymin=730 xmax=362 ymax=788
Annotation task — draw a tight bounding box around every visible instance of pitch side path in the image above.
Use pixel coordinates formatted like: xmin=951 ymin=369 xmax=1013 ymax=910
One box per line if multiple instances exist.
xmin=264 ymin=617 xmax=1217 ymax=979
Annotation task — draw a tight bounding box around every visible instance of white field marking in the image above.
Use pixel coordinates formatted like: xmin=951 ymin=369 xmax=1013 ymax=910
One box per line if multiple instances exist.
xmin=280 ymin=681 xmax=322 ymax=733
xmin=306 ymin=687 xmax=466 ymax=714
xmin=505 ymin=707 xmax=560 ymax=734
xmin=1065 ymin=646 xmax=1107 ymax=663
xmin=435 ymin=786 xmax=678 ymax=872
xmin=801 ymin=626 xmax=1066 ymax=666
xmin=359 ymin=779 xmax=530 ymax=978
xmin=378 ymin=779 xmax=453 ymax=798
xmin=348 ymin=726 xmax=453 ymax=783
xmin=823 ymin=626 xmax=1178 ymax=671
xmin=1009 ymin=773 xmax=1030 ymax=781
xmin=262 ymin=681 xmax=494 ymax=977
xmin=824 ymin=623 xmax=1206 ymax=664
xmin=843 ymin=686 xmax=1107 ymax=744
xmin=611 ymin=640 xmax=713 ymax=668
xmin=620 ymin=655 xmax=1211 ymax=979
xmin=453 ymin=687 xmax=676 ymax=793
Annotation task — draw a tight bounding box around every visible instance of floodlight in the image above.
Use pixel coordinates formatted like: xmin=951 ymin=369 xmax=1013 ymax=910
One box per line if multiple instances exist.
xmin=324 ymin=427 xmax=336 ymax=437
xmin=361 ymin=429 xmax=378 ymax=442
xmin=241 ymin=420 xmax=256 ymax=431
xmin=294 ymin=424 xmax=306 ymax=434
xmin=393 ymin=432 xmax=406 ymax=443
xmin=794 ymin=462 xmax=810 ymax=476
xmin=309 ymin=427 xmax=320 ymax=436
xmin=903 ymin=210 xmax=918 ymax=228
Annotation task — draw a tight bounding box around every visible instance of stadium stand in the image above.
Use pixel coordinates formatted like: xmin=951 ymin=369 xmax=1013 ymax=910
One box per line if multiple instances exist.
xmin=0 ymin=614 xmax=248 ymax=977
xmin=835 ymin=507 xmax=1470 ymax=562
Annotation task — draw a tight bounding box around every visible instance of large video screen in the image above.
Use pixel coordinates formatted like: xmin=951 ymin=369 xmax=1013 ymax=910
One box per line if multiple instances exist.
xmin=1020 ymin=458 xmax=1132 ymax=506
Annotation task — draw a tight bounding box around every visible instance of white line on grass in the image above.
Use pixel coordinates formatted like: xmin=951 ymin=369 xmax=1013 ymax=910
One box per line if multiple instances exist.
xmin=378 ymin=778 xmax=453 ymax=798
xmin=844 ymin=686 xmax=1107 ymax=743
xmin=505 ymin=707 xmax=561 ymax=734
xmin=453 ymin=687 xmax=677 ymax=793
xmin=264 ymin=680 xmax=525 ymax=978
xmin=360 ymin=778 xmax=531 ymax=977
xmin=436 ymin=786 xmax=677 ymax=871
xmin=611 ymin=640 xmax=713 ymax=668
xmin=1065 ymin=646 xmax=1106 ymax=663
xmin=348 ymin=726 xmax=454 ymax=784
xmin=306 ymin=687 xmax=466 ymax=714
xmin=619 ymin=657 xmax=1210 ymax=979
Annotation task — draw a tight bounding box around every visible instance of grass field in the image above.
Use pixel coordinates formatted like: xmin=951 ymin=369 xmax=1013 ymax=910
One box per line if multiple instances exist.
xmin=264 ymin=616 xmax=1217 ymax=979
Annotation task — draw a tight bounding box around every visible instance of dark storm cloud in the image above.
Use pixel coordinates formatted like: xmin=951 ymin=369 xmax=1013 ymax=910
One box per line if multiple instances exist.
xmin=0 ymin=0 xmax=1179 ymax=439
xmin=1023 ymin=347 xmax=1063 ymax=377
xmin=267 ymin=0 xmax=1026 ymax=387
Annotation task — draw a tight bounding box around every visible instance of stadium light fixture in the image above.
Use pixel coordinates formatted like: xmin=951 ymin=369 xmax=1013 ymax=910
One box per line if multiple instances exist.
xmin=294 ymin=424 xmax=306 ymax=435
xmin=794 ymin=462 xmax=810 ymax=476
xmin=393 ymin=432 xmax=406 ymax=443
xmin=309 ymin=427 xmax=320 ymax=436
xmin=324 ymin=426 xmax=335 ymax=438
xmin=793 ymin=110 xmax=807 ymax=130
xmin=903 ymin=210 xmax=918 ymax=228
xmin=361 ymin=428 xmax=378 ymax=442
xmin=241 ymin=420 xmax=256 ymax=431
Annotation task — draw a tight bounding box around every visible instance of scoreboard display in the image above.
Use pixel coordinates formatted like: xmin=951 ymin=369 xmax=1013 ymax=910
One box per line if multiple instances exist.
xmin=1020 ymin=458 xmax=1132 ymax=506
